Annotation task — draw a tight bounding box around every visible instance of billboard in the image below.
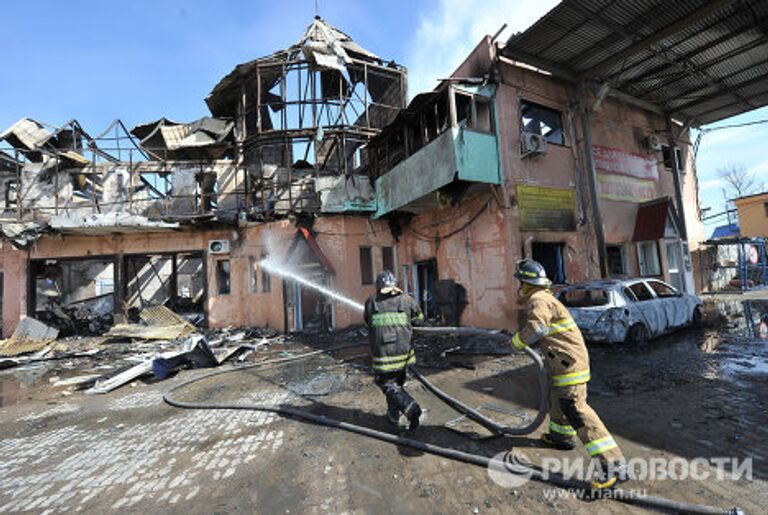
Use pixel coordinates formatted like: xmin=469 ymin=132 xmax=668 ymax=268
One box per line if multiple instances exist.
xmin=593 ymin=145 xmax=659 ymax=202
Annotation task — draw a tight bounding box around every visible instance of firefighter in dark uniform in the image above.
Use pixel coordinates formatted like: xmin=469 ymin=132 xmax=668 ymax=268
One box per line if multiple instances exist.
xmin=364 ymin=270 xmax=425 ymax=429
xmin=510 ymin=259 xmax=628 ymax=490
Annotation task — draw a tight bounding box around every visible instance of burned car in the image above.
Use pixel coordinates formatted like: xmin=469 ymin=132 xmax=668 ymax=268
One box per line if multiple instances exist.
xmin=557 ymin=279 xmax=702 ymax=344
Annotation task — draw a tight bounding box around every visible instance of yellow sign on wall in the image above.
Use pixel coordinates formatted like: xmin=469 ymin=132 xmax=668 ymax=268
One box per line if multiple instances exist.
xmin=516 ymin=185 xmax=576 ymax=231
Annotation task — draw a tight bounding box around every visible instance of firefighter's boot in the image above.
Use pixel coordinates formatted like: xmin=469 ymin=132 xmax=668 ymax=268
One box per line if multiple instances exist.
xmin=541 ymin=432 xmax=576 ymax=450
xmin=591 ymin=458 xmax=630 ymax=490
xmin=404 ymin=401 xmax=422 ymax=430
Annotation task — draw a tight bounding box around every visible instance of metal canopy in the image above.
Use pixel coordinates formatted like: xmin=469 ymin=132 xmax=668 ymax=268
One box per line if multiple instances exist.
xmin=501 ymin=0 xmax=768 ymax=126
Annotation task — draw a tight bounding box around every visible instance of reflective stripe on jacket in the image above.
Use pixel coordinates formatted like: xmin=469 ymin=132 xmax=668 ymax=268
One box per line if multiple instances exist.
xmin=511 ymin=289 xmax=590 ymax=386
xmin=364 ymin=292 xmax=424 ymax=373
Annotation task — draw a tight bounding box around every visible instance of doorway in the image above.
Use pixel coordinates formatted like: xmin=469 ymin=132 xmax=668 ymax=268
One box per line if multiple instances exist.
xmin=532 ymin=242 xmax=566 ymax=284
xmin=413 ymin=259 xmax=438 ymax=318
xmin=283 ymin=230 xmax=334 ymax=333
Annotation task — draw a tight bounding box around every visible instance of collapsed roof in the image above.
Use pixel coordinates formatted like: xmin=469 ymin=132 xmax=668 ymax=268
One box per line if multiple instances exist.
xmin=205 ymin=16 xmax=404 ymax=119
xmin=501 ymin=0 xmax=768 ymax=126
xmin=0 ymin=118 xmax=90 ymax=166
xmin=130 ymin=117 xmax=235 ymax=160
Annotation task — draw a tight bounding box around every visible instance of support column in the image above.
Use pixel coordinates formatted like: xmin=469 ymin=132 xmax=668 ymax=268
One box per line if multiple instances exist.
xmin=114 ymin=252 xmax=126 ymax=324
xmin=579 ymin=84 xmax=607 ymax=278
xmin=667 ymin=116 xmax=694 ymax=293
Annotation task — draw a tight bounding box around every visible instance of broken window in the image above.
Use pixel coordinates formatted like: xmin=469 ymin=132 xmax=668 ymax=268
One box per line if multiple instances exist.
xmin=31 ymin=258 xmax=116 ymax=336
xmin=261 ymin=252 xmax=271 ymax=293
xmin=606 ymin=245 xmax=627 ymax=276
xmin=764 ymin=202 xmax=768 ymax=218
xmin=559 ymin=289 xmax=611 ymax=307
xmin=520 ymin=100 xmax=564 ymax=145
xmin=4 ymin=180 xmax=18 ymax=208
xmin=125 ymin=253 xmax=204 ymax=319
xmin=473 ymin=98 xmax=493 ymax=133
xmin=382 ymin=246 xmax=395 ymax=274
xmin=359 ymin=246 xmax=373 ymax=285
xmin=216 ymin=260 xmax=231 ymax=295
xmin=629 ymin=282 xmax=654 ymax=301
xmin=249 ymin=257 xmax=258 ymax=293
xmin=637 ymin=241 xmax=661 ymax=276
xmin=454 ymin=91 xmax=494 ymax=134
xmin=455 ymin=92 xmax=472 ymax=129
xmin=647 ymin=280 xmax=678 ymax=298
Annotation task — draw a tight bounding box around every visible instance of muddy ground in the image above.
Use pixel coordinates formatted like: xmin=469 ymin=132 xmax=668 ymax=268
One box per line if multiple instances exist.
xmin=0 ymin=305 xmax=766 ymax=514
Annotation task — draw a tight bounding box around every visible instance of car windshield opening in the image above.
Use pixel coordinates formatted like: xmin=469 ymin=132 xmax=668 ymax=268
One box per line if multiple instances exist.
xmin=559 ymin=289 xmax=610 ymax=307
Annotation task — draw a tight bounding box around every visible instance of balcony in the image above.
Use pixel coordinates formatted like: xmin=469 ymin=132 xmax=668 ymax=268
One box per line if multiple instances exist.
xmin=373 ymin=126 xmax=500 ymax=218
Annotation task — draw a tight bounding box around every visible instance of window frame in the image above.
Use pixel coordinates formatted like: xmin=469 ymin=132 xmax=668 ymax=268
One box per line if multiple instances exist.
xmin=520 ymin=99 xmax=566 ymax=146
xmin=636 ymin=240 xmax=662 ymax=276
xmin=646 ymin=279 xmax=679 ymax=298
xmin=215 ymin=259 xmax=231 ymax=296
xmin=606 ymin=244 xmax=628 ymax=277
xmin=628 ymin=282 xmax=654 ymax=302
xmin=260 ymin=252 xmax=271 ymax=293
xmin=382 ymin=246 xmax=395 ymax=275
xmin=359 ymin=246 xmax=374 ymax=286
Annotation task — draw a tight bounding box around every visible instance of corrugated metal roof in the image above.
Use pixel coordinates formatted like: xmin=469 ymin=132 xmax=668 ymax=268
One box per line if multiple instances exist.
xmin=502 ymin=0 xmax=768 ymax=126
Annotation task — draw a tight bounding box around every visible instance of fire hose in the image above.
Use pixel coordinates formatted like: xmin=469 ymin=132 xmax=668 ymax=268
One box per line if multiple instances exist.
xmin=163 ymin=328 xmax=741 ymax=514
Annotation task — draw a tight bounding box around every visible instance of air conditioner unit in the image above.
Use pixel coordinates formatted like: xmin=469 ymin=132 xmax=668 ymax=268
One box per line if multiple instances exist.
xmin=208 ymin=240 xmax=231 ymax=254
xmin=521 ymin=132 xmax=548 ymax=157
xmin=645 ymin=134 xmax=663 ymax=151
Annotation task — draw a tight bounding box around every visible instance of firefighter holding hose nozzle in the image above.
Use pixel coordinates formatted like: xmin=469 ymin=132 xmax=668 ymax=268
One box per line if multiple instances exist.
xmin=364 ymin=270 xmax=424 ymax=430
xmin=511 ymin=259 xmax=629 ymax=490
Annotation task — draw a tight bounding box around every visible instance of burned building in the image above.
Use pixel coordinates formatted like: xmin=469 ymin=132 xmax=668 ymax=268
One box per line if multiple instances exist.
xmin=2 ymin=3 xmax=768 ymax=338
xmin=0 ymin=17 xmax=406 ymax=337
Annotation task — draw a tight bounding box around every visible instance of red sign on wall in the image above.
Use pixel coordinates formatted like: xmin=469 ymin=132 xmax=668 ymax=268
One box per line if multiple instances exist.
xmin=593 ymin=146 xmax=659 ymax=181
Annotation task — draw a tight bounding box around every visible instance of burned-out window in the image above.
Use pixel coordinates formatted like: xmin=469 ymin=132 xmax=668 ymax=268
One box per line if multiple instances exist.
xmin=216 ymin=260 xmax=231 ymax=295
xmin=454 ymin=91 xmax=493 ymax=133
xmin=474 ymin=98 xmax=493 ymax=133
xmin=455 ymin=92 xmax=472 ymax=128
xmin=261 ymin=252 xmax=271 ymax=293
xmin=520 ymin=100 xmax=564 ymax=145
xmin=763 ymin=202 xmax=768 ymax=218
xmin=629 ymin=282 xmax=654 ymax=301
xmin=359 ymin=246 xmax=373 ymax=285
xmin=606 ymin=245 xmax=627 ymax=276
xmin=249 ymin=257 xmax=258 ymax=293
xmin=4 ymin=180 xmax=18 ymax=207
xmin=559 ymin=289 xmax=610 ymax=307
xmin=382 ymin=246 xmax=395 ymax=274
xmin=647 ymin=280 xmax=678 ymax=298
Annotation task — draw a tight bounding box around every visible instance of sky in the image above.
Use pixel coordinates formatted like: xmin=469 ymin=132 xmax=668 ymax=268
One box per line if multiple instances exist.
xmin=1 ymin=0 xmax=765 ymax=236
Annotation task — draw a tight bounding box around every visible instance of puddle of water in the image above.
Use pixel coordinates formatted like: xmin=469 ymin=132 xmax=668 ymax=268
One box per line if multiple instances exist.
xmin=704 ymin=299 xmax=768 ymax=384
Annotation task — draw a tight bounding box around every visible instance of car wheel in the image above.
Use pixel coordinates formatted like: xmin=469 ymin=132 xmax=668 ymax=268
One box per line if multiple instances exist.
xmin=626 ymin=323 xmax=649 ymax=345
xmin=691 ymin=306 xmax=703 ymax=327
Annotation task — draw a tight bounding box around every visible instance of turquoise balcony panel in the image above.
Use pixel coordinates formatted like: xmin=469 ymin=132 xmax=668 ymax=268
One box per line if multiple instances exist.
xmin=374 ymin=128 xmax=499 ymax=218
